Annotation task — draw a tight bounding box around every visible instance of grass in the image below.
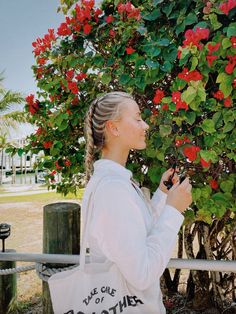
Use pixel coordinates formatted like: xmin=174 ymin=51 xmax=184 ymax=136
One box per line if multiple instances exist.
xmin=0 ymin=189 xmax=84 ymax=203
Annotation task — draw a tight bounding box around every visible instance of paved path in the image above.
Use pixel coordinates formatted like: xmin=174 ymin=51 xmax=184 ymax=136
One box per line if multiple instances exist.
xmin=0 ymin=184 xmax=55 ymax=197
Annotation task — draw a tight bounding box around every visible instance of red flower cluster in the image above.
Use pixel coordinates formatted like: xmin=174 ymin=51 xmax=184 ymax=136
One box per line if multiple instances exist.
xmin=109 ymin=29 xmax=116 ymax=37
xmin=183 ymin=145 xmax=200 ymax=161
xmin=126 ymin=47 xmax=136 ymax=54
xmin=183 ymin=27 xmax=210 ymax=49
xmin=219 ymin=0 xmax=236 ymax=15
xmin=43 ymin=141 xmax=53 ymax=149
xmin=200 ymin=157 xmax=211 ymax=168
xmin=161 ymin=104 xmax=169 ymax=111
xmin=25 ymin=94 xmax=39 ymax=115
xmin=206 ymin=42 xmax=220 ymax=66
xmin=55 ymin=160 xmax=63 ymax=170
xmin=213 ymin=90 xmax=224 ymax=100
xmin=66 ymin=69 xmax=75 ymax=81
xmin=178 ymin=68 xmax=203 ymax=82
xmin=64 ymin=159 xmax=72 ymax=167
xmin=68 ymin=81 xmax=79 ymax=94
xmin=57 ymin=22 xmax=72 ymax=36
xmin=231 ymin=36 xmax=236 ymax=48
xmin=117 ymin=2 xmax=141 ymax=20
xmin=172 ymin=91 xmax=188 ymax=111
xmin=106 ymin=15 xmax=115 ymax=23
xmin=175 ymin=136 xmax=191 ymax=147
xmin=75 ymin=72 xmax=87 ymax=80
xmin=32 ymin=29 xmax=56 ymax=57
xmin=225 ymin=55 xmax=236 ymax=74
xmin=209 ymin=179 xmax=218 ymax=189
xmin=224 ymin=97 xmax=232 ymax=107
xmin=153 ymin=89 xmax=164 ymax=104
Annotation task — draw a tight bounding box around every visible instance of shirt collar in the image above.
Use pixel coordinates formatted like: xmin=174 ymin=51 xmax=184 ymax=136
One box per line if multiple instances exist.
xmin=93 ymin=159 xmax=133 ymax=181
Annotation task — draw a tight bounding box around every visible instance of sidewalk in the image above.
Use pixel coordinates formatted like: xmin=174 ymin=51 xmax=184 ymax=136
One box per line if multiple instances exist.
xmin=0 ymin=184 xmax=54 ymax=197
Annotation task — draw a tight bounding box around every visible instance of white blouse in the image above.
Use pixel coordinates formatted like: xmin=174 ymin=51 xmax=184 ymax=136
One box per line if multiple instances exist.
xmin=81 ymin=159 xmax=184 ymax=313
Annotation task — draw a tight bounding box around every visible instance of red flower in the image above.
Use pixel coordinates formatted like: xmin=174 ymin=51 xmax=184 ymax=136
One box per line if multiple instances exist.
xmin=162 ymin=104 xmax=169 ymax=111
xmin=66 ymin=70 xmax=74 ymax=80
xmin=50 ymin=170 xmax=57 ymax=176
xmin=83 ymin=23 xmax=92 ymax=35
xmin=183 ymin=145 xmax=200 ymax=161
xmin=225 ymin=55 xmax=236 ymax=74
xmin=177 ymin=50 xmax=182 ymax=59
xmin=25 ymin=94 xmax=34 ymax=106
xmin=43 ymin=141 xmax=53 ymax=149
xmin=151 ymin=108 xmax=158 ymax=116
xmin=55 ymin=160 xmax=63 ymax=170
xmin=81 ymin=0 xmax=95 ymax=9
xmin=207 ymin=42 xmax=220 ymax=54
xmin=209 ymin=179 xmax=218 ymax=190
xmin=106 ymin=15 xmax=115 ymax=23
xmin=57 ymin=22 xmax=72 ymax=36
xmin=66 ymin=109 xmax=72 ymax=115
xmin=172 ymin=91 xmax=188 ymax=111
xmin=32 ymin=29 xmax=55 ymax=56
xmin=230 ymin=36 xmax=236 ymax=48
xmin=25 ymin=94 xmax=40 ymax=115
xmin=37 ymin=57 xmax=46 ymax=65
xmin=224 ymin=97 xmax=232 ymax=107
xmin=200 ymin=157 xmax=211 ymax=168
xmin=206 ymin=55 xmax=218 ymax=67
xmin=213 ymin=90 xmax=224 ymax=100
xmin=75 ymin=72 xmax=87 ymax=80
xmin=219 ymin=0 xmax=236 ymax=15
xmin=72 ymin=96 xmax=79 ymax=105
xmin=183 ymin=27 xmax=209 ymax=49
xmin=153 ymin=89 xmax=165 ymax=104
xmin=64 ymin=159 xmax=72 ymax=167
xmin=36 ymin=127 xmax=43 ymax=136
xmin=109 ymin=29 xmax=116 ymax=37
xmin=175 ymin=139 xmax=183 ymax=147
xmin=68 ymin=81 xmax=79 ymax=94
xmin=233 ymin=78 xmax=236 ymax=88
xmin=117 ymin=2 xmax=141 ymax=20
xmin=126 ymin=47 xmax=136 ymax=54
xmin=178 ymin=68 xmax=203 ymax=82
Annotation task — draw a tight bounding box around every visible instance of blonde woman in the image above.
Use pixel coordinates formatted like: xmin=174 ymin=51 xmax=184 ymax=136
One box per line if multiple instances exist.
xmin=82 ymin=91 xmax=192 ymax=313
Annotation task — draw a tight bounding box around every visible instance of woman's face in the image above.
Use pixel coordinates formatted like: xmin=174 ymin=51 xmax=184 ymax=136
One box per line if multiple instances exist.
xmin=115 ymin=98 xmax=149 ymax=150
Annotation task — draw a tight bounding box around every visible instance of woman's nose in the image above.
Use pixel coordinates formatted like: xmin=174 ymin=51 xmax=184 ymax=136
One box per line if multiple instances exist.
xmin=143 ymin=121 xmax=149 ymax=130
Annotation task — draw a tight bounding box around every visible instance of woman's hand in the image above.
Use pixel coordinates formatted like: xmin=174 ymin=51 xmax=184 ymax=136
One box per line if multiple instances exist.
xmin=166 ymin=177 xmax=192 ymax=214
xmin=159 ymin=168 xmax=179 ymax=194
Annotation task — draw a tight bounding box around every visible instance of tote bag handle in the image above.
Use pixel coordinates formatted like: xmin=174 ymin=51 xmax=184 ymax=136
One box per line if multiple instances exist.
xmin=80 ymin=176 xmax=109 ymax=271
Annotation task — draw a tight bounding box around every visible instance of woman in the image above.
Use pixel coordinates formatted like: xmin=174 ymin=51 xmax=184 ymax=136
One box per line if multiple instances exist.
xmin=82 ymin=91 xmax=192 ymax=313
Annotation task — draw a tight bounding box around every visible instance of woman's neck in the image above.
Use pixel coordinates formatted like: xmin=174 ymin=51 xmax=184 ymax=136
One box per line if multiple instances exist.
xmin=101 ymin=148 xmax=129 ymax=167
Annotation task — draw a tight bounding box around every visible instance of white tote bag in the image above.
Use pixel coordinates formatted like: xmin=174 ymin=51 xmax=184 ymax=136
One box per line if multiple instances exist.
xmin=48 ymin=178 xmax=146 ymax=314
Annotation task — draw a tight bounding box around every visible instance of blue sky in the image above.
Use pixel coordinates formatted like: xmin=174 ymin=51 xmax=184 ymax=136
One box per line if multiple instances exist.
xmin=0 ymin=0 xmax=64 ymax=96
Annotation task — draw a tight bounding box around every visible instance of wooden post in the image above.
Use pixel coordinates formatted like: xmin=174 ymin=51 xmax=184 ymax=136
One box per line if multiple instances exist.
xmin=43 ymin=202 xmax=80 ymax=314
xmin=0 ymin=249 xmax=17 ymax=314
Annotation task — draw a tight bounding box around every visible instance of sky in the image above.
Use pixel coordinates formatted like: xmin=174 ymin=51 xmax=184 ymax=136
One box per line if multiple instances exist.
xmin=0 ymin=0 xmax=65 ymax=138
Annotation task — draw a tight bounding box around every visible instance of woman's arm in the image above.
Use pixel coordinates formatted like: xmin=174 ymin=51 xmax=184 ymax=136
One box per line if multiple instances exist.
xmin=89 ymin=179 xmax=184 ymax=291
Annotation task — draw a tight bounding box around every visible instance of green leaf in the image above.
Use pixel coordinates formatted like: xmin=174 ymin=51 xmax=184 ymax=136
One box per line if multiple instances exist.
xmin=216 ymin=72 xmax=229 ymax=83
xmin=160 ymin=61 xmax=172 ymax=72
xmin=201 ymin=119 xmax=216 ymax=133
xmin=222 ymin=38 xmax=232 ymax=49
xmin=156 ymin=151 xmax=165 ymax=161
xmin=17 ymin=148 xmax=24 ymax=157
xmin=142 ymin=44 xmax=161 ymax=58
xmin=209 ymin=13 xmax=222 ymax=30
xmin=101 ymin=73 xmax=111 ymax=85
xmin=153 ymin=0 xmax=164 ymax=5
xmin=185 ymin=13 xmax=198 ymax=26
xmin=119 ymin=73 xmax=131 ymax=85
xmin=156 ymin=38 xmax=170 ymax=46
xmin=192 ymin=188 xmax=201 ymax=202
xmin=185 ymin=111 xmax=196 ymax=125
xmin=190 ymin=57 xmax=198 ymax=71
xmin=143 ymin=8 xmax=161 ymax=21
xmin=200 ymin=150 xmax=218 ymax=163
xmin=220 ymin=180 xmax=234 ymax=193
xmin=227 ymin=22 xmax=236 ymax=37
xmin=146 ymin=59 xmax=159 ymax=69
xmin=182 ymin=86 xmax=197 ymax=104
xmin=219 ymin=80 xmax=233 ymax=98
xmin=159 ymin=125 xmax=172 ymax=137
xmin=223 ymin=109 xmax=235 ymax=124
xmin=162 ymin=2 xmax=175 ymax=16
xmin=223 ymin=121 xmax=235 ymax=133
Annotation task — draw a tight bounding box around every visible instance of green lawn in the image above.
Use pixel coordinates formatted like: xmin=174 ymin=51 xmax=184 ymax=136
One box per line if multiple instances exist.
xmin=0 ymin=189 xmax=84 ymax=203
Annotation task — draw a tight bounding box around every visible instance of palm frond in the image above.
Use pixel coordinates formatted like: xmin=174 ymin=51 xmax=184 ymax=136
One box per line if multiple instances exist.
xmin=0 ymin=90 xmax=24 ymax=111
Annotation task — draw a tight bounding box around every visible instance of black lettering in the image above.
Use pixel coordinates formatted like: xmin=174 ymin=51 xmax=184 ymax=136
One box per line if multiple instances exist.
xmin=76 ymin=312 xmax=85 ymax=314
xmin=64 ymin=311 xmax=74 ymax=314
xmin=127 ymin=295 xmax=136 ymax=306
xmin=133 ymin=295 xmax=144 ymax=305
xmin=101 ymin=311 xmax=109 ymax=314
xmin=119 ymin=296 xmax=127 ymax=312
xmin=108 ymin=302 xmax=118 ymax=314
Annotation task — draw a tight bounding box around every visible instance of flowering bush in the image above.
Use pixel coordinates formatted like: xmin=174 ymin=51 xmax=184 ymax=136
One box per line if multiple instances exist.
xmin=17 ymin=0 xmax=236 ymax=308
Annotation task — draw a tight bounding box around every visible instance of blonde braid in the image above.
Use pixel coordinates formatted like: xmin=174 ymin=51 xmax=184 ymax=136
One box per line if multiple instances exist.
xmin=84 ymin=91 xmax=133 ymax=185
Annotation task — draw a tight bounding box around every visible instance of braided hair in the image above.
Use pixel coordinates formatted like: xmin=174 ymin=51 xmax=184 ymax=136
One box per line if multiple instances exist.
xmin=84 ymin=91 xmax=133 ymax=184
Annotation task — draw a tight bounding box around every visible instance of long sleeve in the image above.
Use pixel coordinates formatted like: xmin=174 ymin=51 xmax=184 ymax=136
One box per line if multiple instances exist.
xmin=150 ymin=188 xmax=167 ymax=219
xmin=89 ymin=180 xmax=184 ymax=291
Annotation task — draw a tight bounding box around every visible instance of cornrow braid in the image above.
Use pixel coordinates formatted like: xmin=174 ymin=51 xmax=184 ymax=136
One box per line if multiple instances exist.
xmin=84 ymin=91 xmax=133 ymax=185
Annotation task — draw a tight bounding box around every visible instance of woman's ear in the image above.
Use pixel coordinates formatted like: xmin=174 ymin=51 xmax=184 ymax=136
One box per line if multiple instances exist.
xmin=105 ymin=120 xmax=119 ymax=137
